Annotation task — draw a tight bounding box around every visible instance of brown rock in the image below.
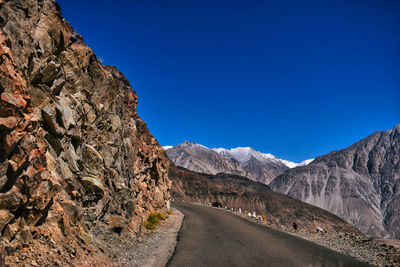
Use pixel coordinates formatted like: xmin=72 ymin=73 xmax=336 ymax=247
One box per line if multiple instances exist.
xmin=0 ymin=186 xmax=23 ymax=211
xmin=0 ymin=210 xmax=14 ymax=232
xmin=81 ymin=176 xmax=104 ymax=197
xmin=0 ymin=0 xmax=170 ymax=265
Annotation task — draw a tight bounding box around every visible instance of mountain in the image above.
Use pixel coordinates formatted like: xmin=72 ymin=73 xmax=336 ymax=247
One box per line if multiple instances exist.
xmin=270 ymin=124 xmax=400 ymax=239
xmin=169 ymin=164 xmax=360 ymax=235
xmin=165 ymin=142 xmax=312 ymax=184
xmin=214 ymin=146 xmax=313 ymax=184
xmin=166 ymin=141 xmax=251 ymax=178
xmin=0 ymin=0 xmax=170 ymax=265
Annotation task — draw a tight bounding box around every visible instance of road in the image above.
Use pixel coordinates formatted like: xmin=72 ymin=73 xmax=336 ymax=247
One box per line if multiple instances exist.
xmin=168 ymin=202 xmax=370 ymax=267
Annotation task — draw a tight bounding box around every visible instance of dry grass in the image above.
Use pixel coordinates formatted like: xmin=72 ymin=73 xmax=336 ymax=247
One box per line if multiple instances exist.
xmin=143 ymin=211 xmax=167 ymax=230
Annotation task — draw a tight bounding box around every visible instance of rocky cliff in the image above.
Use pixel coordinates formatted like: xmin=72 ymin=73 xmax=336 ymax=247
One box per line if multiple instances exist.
xmin=270 ymin=124 xmax=400 ymax=239
xmin=0 ymin=0 xmax=170 ymax=265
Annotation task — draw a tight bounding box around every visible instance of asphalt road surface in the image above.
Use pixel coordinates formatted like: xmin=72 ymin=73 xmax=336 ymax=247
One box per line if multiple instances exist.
xmin=168 ymin=202 xmax=370 ymax=267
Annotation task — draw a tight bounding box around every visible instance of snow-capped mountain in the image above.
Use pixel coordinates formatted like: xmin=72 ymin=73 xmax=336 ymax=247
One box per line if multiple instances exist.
xmin=213 ymin=147 xmax=313 ymax=169
xmin=165 ymin=141 xmax=251 ymax=178
xmin=164 ymin=142 xmax=313 ymax=184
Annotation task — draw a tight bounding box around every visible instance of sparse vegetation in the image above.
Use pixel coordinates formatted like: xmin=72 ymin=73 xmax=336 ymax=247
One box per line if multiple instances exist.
xmin=143 ymin=211 xmax=167 ymax=230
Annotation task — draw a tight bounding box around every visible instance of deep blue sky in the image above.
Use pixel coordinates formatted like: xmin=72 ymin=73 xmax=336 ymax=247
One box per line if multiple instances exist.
xmin=57 ymin=0 xmax=399 ymax=162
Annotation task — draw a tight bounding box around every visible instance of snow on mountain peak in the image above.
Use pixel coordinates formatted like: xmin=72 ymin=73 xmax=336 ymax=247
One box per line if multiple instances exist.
xmin=166 ymin=142 xmax=314 ymax=168
xmin=213 ymin=146 xmax=313 ymax=168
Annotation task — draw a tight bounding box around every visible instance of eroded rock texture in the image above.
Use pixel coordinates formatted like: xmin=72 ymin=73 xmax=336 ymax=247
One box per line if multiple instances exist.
xmin=270 ymin=124 xmax=400 ymax=239
xmin=0 ymin=0 xmax=170 ymax=264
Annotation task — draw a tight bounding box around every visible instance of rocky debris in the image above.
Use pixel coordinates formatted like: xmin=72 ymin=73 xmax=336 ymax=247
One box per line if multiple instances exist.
xmin=126 ymin=209 xmax=183 ymax=267
xmin=0 ymin=0 xmax=171 ymax=265
xmin=78 ymin=209 xmax=183 ymax=267
xmin=169 ymin=164 xmax=360 ymax=235
xmin=270 ymin=124 xmax=400 ymax=239
xmin=1 ymin=209 xmax=183 ymax=267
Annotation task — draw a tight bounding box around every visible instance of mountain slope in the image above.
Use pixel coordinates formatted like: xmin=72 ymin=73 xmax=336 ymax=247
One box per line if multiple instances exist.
xmin=166 ymin=141 xmax=251 ymax=178
xmin=214 ymin=147 xmax=291 ymax=184
xmin=169 ymin=164 xmax=360 ymax=235
xmin=0 ymin=0 xmax=170 ymax=265
xmin=270 ymin=124 xmax=400 ymax=239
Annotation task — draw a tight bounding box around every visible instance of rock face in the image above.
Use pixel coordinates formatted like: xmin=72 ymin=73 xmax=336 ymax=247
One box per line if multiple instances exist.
xmin=0 ymin=0 xmax=170 ymax=265
xmin=270 ymin=124 xmax=400 ymax=239
xmin=169 ymin=164 xmax=360 ymax=235
xmin=166 ymin=142 xmax=310 ymax=184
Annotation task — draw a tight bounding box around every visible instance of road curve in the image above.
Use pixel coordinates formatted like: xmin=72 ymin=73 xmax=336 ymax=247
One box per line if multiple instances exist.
xmin=168 ymin=202 xmax=370 ymax=267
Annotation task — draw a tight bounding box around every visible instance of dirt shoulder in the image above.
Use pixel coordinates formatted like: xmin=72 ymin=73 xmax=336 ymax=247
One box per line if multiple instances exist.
xmin=127 ymin=208 xmax=184 ymax=267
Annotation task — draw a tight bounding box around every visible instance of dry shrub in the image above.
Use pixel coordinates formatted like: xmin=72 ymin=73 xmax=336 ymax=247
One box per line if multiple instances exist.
xmin=143 ymin=211 xmax=166 ymax=230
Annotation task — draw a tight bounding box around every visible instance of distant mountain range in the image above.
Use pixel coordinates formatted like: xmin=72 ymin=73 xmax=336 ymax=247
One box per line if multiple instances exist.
xmin=165 ymin=123 xmax=400 ymax=239
xmin=164 ymin=141 xmax=313 ymax=184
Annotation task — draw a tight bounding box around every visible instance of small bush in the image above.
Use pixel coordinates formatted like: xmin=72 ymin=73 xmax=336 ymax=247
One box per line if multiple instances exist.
xmin=156 ymin=211 xmax=166 ymax=220
xmin=143 ymin=221 xmax=156 ymax=230
xmin=167 ymin=210 xmax=173 ymax=215
xmin=143 ymin=212 xmax=166 ymax=230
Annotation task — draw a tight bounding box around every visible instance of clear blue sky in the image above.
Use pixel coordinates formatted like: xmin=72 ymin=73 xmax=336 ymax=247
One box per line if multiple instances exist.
xmin=57 ymin=0 xmax=399 ymax=162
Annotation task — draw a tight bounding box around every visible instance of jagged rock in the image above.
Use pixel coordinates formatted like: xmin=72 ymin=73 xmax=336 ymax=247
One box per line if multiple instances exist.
xmin=56 ymin=96 xmax=76 ymax=130
xmin=41 ymin=61 xmax=60 ymax=85
xmin=0 ymin=116 xmax=19 ymax=130
xmin=0 ymin=187 xmax=23 ymax=211
xmin=0 ymin=210 xmax=14 ymax=232
xmin=0 ymin=0 xmax=170 ymax=265
xmin=51 ymin=79 xmax=66 ymax=95
xmin=81 ymin=176 xmax=104 ymax=197
xmin=110 ymin=115 xmax=121 ymax=132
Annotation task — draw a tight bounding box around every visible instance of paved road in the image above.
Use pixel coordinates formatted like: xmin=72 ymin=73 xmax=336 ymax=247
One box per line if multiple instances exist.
xmin=168 ymin=202 xmax=370 ymax=267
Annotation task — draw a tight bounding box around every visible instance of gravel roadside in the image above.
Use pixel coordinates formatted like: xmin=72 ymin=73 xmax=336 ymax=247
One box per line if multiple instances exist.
xmin=87 ymin=208 xmax=184 ymax=267
xmin=127 ymin=208 xmax=184 ymax=267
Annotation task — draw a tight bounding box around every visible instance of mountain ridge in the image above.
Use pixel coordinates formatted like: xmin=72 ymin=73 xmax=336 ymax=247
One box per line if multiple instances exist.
xmin=270 ymin=123 xmax=400 ymax=239
xmin=165 ymin=141 xmax=313 ymax=184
